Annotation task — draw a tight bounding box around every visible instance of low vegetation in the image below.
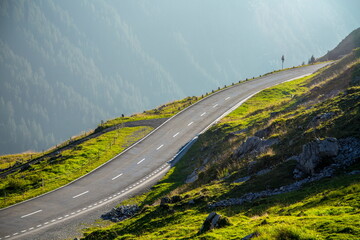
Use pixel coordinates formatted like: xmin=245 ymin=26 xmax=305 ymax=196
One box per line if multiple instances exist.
xmin=0 ymin=126 xmax=152 ymax=208
xmin=82 ymin=49 xmax=360 ymax=239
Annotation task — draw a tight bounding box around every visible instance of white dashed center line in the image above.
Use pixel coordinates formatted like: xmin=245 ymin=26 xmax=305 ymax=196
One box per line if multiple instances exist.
xmin=213 ymin=104 xmax=218 ymax=108
xmin=188 ymin=121 xmax=193 ymax=126
xmin=137 ymin=158 xmax=145 ymax=164
xmin=156 ymin=144 xmax=164 ymax=150
xmin=21 ymin=209 xmax=42 ymax=218
xmin=111 ymin=173 xmax=123 ymax=180
xmin=225 ymin=96 xmax=230 ymax=100
xmin=173 ymin=132 xmax=180 ymax=138
xmin=72 ymin=190 xmax=89 ymax=199
xmin=200 ymin=112 xmax=206 ymax=116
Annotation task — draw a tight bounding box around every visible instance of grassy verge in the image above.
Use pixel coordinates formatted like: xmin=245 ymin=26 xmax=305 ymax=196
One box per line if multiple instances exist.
xmin=0 ymin=126 xmax=152 ymax=208
xmin=0 ymin=153 xmax=42 ymax=170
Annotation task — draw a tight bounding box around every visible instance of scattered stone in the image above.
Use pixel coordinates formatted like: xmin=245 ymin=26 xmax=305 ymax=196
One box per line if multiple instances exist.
xmin=286 ymin=155 xmax=299 ymax=162
xmin=255 ymin=168 xmax=271 ymax=176
xmin=198 ymin=212 xmax=230 ymax=234
xmin=202 ymin=157 xmax=210 ymax=165
xmin=236 ymin=136 xmax=278 ymax=158
xmin=101 ymin=205 xmax=139 ymax=222
xmin=233 ymin=176 xmax=251 ymax=183
xmin=348 ymin=170 xmax=360 ymax=175
xmin=293 ymin=168 xmax=305 ymax=180
xmin=185 ymin=169 xmax=199 ymax=183
xmin=241 ymin=232 xmax=259 ymax=240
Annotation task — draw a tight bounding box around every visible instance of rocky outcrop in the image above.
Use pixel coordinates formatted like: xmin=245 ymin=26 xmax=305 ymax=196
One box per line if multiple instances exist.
xmin=211 ymin=137 xmax=360 ymax=208
xmin=101 ymin=205 xmax=139 ymax=222
xmin=296 ymin=137 xmax=339 ymax=175
xmin=294 ymin=137 xmax=360 ymax=177
xmin=236 ymin=136 xmax=278 ymax=158
xmin=198 ymin=212 xmax=230 ymax=233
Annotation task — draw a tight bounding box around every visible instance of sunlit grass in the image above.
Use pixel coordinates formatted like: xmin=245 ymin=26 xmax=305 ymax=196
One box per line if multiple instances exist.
xmin=81 ymin=52 xmax=360 ymax=239
xmin=0 ymin=126 xmax=152 ymax=208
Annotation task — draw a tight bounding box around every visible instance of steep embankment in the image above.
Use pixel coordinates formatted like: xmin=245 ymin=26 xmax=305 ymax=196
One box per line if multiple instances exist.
xmin=82 ymin=49 xmax=360 ymax=240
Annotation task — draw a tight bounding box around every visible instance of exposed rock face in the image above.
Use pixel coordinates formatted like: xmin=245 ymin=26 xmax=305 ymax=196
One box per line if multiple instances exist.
xmin=199 ymin=212 xmax=230 ymax=233
xmin=101 ymin=205 xmax=139 ymax=222
xmin=297 ymin=137 xmax=339 ymax=175
xmin=211 ymin=137 xmax=360 ymax=209
xmin=334 ymin=137 xmax=360 ymax=165
xmin=236 ymin=136 xmax=278 ymax=158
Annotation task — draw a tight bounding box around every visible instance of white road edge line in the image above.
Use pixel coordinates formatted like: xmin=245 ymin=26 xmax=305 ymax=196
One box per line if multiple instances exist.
xmin=137 ymin=158 xmax=145 ymax=164
xmin=21 ymin=209 xmax=42 ymax=218
xmin=72 ymin=190 xmax=89 ymax=199
xmin=173 ymin=132 xmax=180 ymax=137
xmin=188 ymin=121 xmax=193 ymax=126
xmin=156 ymin=144 xmax=164 ymax=150
xmin=111 ymin=173 xmax=123 ymax=180
xmin=200 ymin=112 xmax=206 ymax=116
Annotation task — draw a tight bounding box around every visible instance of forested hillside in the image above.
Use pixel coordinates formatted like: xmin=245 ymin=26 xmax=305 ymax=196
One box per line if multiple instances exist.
xmin=1 ymin=0 xmax=359 ymax=154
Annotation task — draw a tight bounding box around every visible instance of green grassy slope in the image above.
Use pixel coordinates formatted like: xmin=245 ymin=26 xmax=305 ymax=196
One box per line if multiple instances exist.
xmin=0 ymin=126 xmax=153 ymax=208
xmin=82 ymin=49 xmax=360 ymax=240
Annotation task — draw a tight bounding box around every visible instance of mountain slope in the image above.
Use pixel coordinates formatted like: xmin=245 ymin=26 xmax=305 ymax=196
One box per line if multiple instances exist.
xmin=1 ymin=1 xmax=359 ymax=155
xmin=317 ymin=27 xmax=360 ymax=61
xmin=82 ymin=49 xmax=360 ymax=240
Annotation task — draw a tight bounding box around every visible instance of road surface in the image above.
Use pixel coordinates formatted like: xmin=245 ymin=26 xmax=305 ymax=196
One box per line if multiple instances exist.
xmin=0 ymin=63 xmax=329 ymax=240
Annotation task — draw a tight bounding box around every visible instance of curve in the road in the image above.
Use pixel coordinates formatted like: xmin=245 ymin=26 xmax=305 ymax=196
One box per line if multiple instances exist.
xmin=0 ymin=63 xmax=330 ymax=240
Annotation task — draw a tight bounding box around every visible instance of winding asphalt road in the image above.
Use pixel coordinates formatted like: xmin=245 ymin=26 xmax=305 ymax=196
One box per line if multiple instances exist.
xmin=0 ymin=63 xmax=329 ymax=240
